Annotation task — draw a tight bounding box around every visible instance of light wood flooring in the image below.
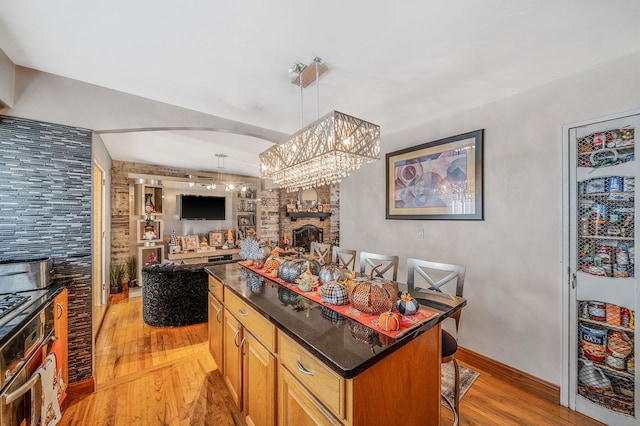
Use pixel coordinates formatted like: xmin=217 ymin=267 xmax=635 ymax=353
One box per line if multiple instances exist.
xmin=61 ymin=296 xmax=604 ymax=426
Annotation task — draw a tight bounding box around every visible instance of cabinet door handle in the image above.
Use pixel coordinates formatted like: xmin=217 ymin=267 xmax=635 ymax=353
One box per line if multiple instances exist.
xmin=210 ymin=286 xmax=219 ymax=291
xmin=295 ymin=359 xmax=314 ymax=376
xmin=215 ymin=307 xmax=222 ymax=324
xmin=237 ymin=309 xmax=248 ymax=317
xmin=240 ymin=336 xmax=247 ymax=356
xmin=56 ymin=303 xmax=64 ymax=320
xmin=233 ymin=329 xmax=241 ymax=348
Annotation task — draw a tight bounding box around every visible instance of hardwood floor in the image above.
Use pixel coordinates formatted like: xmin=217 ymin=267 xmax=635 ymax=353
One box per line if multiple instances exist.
xmin=61 ymin=296 xmax=604 ymax=426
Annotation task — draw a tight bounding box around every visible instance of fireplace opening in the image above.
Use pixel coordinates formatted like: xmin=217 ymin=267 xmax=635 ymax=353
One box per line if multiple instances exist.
xmin=292 ymin=225 xmax=324 ymax=253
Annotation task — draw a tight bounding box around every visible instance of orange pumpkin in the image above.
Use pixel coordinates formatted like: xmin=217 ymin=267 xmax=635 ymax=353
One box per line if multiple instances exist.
xmin=264 ymin=258 xmax=281 ymax=273
xmin=379 ymin=311 xmax=401 ymax=331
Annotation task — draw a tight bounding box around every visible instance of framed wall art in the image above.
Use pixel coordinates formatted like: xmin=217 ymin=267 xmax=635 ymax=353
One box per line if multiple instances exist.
xmin=386 ymin=129 xmax=484 ymax=220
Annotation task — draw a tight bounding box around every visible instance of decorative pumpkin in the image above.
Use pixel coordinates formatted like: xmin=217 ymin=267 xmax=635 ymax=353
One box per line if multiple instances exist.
xmin=253 ymin=257 xmax=265 ymax=269
xmin=321 ymin=306 xmax=346 ymax=326
xmin=277 ymin=257 xmax=321 ymax=283
xmin=263 ymin=258 xmax=281 ymax=273
xmin=298 ymin=276 xmax=315 ymax=292
xmin=396 ymin=292 xmax=420 ymax=315
xmin=348 ymin=275 xmax=398 ymax=315
xmin=379 ymin=310 xmax=401 ymax=331
xmin=318 ymin=264 xmax=344 ymax=285
xmin=270 ymin=247 xmax=281 ymax=258
xmin=278 ymin=287 xmax=299 ymax=306
xmin=320 ymin=281 xmax=350 ymax=306
xmin=349 ymin=323 xmax=384 ymax=354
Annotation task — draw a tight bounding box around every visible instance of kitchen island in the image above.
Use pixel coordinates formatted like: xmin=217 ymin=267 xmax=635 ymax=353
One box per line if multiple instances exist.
xmin=206 ymin=263 xmax=466 ymax=426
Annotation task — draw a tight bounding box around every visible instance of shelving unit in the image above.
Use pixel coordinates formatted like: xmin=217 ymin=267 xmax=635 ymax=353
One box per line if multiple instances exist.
xmin=236 ymin=190 xmax=257 ymax=240
xmin=136 ymin=218 xmax=164 ymax=244
xmin=132 ymin=245 xmax=165 ymax=297
xmin=134 ymin=181 xmax=164 ymax=216
xmin=563 ymin=110 xmax=640 ymax=425
xmin=131 ymin=181 xmax=165 ymax=298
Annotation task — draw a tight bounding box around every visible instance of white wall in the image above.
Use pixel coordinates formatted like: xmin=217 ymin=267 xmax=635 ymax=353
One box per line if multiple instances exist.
xmin=160 ymin=181 xmax=235 ymax=237
xmin=0 ymin=49 xmax=15 ymax=107
xmin=341 ymin=51 xmax=640 ymax=385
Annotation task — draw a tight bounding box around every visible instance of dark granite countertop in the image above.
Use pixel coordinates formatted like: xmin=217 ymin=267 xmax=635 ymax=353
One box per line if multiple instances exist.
xmin=205 ymin=263 xmax=466 ymax=379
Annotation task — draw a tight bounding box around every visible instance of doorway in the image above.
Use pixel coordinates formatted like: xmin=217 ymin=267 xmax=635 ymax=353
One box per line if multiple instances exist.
xmin=92 ymin=161 xmax=107 ymax=334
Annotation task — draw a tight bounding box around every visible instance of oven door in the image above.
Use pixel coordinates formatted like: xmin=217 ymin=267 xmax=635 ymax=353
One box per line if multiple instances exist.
xmin=0 ymin=302 xmax=55 ymax=426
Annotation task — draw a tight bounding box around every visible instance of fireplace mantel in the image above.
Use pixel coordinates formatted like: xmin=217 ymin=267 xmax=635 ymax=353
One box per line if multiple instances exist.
xmin=285 ymin=211 xmax=332 ymax=222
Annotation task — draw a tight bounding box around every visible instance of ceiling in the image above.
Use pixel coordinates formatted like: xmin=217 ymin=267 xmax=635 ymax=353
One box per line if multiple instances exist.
xmin=1 ymin=1 xmax=639 ymax=177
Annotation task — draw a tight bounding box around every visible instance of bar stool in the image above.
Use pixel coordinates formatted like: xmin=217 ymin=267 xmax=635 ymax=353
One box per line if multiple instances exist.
xmin=358 ymin=251 xmax=399 ymax=281
xmin=310 ymin=242 xmax=331 ymax=264
xmin=406 ymin=258 xmax=466 ymax=426
xmin=331 ymin=246 xmax=357 ymax=271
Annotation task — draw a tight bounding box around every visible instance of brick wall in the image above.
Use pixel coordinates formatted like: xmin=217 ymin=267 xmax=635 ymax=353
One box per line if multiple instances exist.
xmin=0 ymin=115 xmax=93 ymax=384
xmin=279 ymin=185 xmax=333 ymax=248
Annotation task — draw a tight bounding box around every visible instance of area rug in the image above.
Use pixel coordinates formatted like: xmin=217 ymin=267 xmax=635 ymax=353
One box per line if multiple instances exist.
xmin=441 ymin=362 xmax=480 ymax=407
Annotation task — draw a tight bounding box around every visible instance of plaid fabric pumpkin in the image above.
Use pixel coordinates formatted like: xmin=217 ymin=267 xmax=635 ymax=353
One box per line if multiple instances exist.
xmin=321 ymin=306 xmax=346 ymax=326
xmin=320 ymin=281 xmax=349 ymax=306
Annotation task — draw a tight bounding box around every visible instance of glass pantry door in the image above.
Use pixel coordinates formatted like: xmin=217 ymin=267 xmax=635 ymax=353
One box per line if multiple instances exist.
xmin=564 ymin=110 xmax=640 ymax=425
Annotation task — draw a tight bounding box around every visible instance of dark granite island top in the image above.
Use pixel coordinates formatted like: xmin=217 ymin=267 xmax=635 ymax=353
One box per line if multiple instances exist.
xmin=205 ymin=263 xmax=466 ymax=379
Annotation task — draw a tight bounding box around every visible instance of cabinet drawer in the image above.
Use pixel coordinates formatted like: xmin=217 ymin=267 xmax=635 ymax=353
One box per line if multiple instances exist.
xmin=225 ymin=289 xmax=276 ymax=353
xmin=278 ymin=331 xmax=346 ymax=420
xmin=208 ymin=275 xmax=224 ymax=302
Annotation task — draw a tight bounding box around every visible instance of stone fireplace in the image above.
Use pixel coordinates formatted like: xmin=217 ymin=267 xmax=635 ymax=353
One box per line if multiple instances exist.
xmin=292 ymin=224 xmax=324 ymax=252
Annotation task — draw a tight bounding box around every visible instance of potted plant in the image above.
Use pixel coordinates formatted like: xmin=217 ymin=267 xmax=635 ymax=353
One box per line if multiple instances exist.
xmin=125 ymin=256 xmax=137 ymax=288
xmin=109 ymin=262 xmax=125 ymax=294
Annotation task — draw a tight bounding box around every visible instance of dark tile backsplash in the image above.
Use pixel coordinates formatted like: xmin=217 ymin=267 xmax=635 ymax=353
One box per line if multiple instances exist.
xmin=0 ymin=115 xmax=93 ymax=384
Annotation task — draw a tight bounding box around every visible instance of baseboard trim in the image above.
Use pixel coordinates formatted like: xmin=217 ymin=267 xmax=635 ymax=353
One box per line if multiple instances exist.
xmin=457 ymin=346 xmax=559 ymax=404
xmin=65 ymin=377 xmax=95 ymax=401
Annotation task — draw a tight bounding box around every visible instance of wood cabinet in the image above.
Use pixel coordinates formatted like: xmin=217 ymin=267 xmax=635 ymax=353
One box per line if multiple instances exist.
xmin=208 ymin=269 xmax=443 ymax=426
xmin=208 ymin=293 xmax=223 ymax=369
xmin=53 ymin=288 xmax=68 ymax=390
xmin=277 ymin=327 xmax=441 ymax=426
xmin=278 ymin=366 xmax=342 ymax=426
xmin=278 ymin=333 xmax=346 ymax=421
xmin=243 ymin=331 xmax=277 ymax=426
xmin=221 ymin=288 xmax=277 ymax=426
xmin=223 ymin=311 xmax=243 ymax=407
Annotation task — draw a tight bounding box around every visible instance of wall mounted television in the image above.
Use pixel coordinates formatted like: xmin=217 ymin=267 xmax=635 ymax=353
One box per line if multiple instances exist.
xmin=179 ymin=195 xmax=226 ymax=220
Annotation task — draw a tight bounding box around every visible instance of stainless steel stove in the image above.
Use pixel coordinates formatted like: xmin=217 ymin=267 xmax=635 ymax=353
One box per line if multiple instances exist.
xmin=0 ymin=294 xmax=30 ymax=320
xmin=0 ymin=258 xmax=57 ymax=425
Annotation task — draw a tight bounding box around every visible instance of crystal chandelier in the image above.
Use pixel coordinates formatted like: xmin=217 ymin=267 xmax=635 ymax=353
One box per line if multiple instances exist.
xmin=259 ymin=58 xmax=380 ymax=192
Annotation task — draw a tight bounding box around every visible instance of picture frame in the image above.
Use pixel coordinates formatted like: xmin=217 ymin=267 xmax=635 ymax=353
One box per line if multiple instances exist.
xmin=224 ymin=228 xmax=236 ymax=245
xmin=386 ymin=129 xmax=484 ymax=220
xmin=182 ymin=235 xmax=199 ymax=251
xmin=209 ymin=231 xmax=223 ymax=247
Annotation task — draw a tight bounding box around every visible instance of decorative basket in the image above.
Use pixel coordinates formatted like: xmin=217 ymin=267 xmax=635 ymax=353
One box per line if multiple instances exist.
xmin=320 ymin=281 xmax=349 ymax=306
xmin=348 ymin=277 xmax=398 ymax=315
